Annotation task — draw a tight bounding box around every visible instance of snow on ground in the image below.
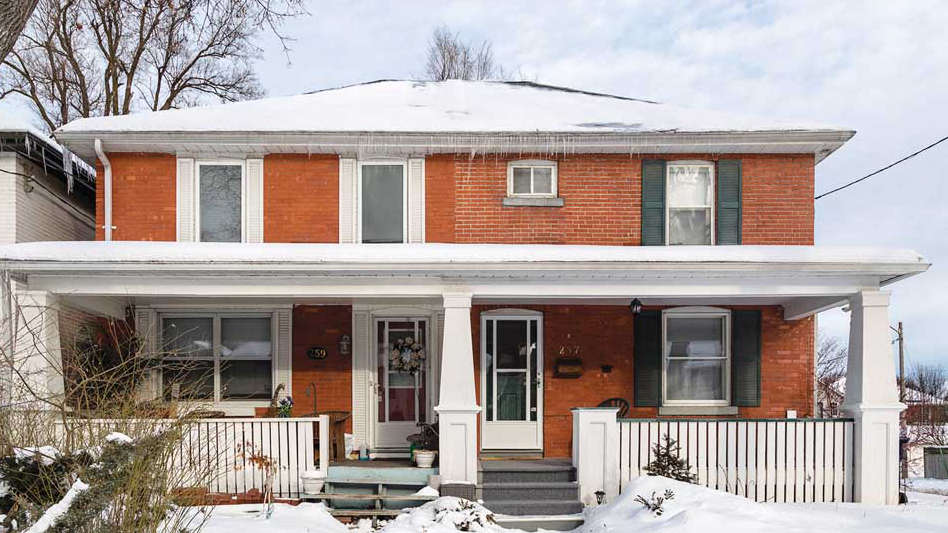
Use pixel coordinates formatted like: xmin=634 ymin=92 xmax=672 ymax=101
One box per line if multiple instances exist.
xmin=579 ymin=476 xmax=948 ymax=533
xmin=377 ymin=497 xmax=508 ymax=533
xmin=907 ymin=477 xmax=948 ymax=495
xmin=198 ymin=503 xmax=349 ymax=533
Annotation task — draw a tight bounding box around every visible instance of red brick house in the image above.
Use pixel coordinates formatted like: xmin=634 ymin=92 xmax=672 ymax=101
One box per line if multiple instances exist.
xmin=0 ymin=80 xmax=928 ymax=511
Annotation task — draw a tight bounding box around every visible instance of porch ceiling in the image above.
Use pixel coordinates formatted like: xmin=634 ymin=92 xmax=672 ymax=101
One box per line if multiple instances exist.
xmin=1 ymin=242 xmax=927 ymax=320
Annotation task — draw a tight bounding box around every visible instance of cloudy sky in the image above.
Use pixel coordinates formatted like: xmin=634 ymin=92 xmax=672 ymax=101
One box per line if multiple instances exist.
xmin=3 ymin=1 xmax=945 ymax=365
xmin=252 ymin=0 xmax=945 ymax=366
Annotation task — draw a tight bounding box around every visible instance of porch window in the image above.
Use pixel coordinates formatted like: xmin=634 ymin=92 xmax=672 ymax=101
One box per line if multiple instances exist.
xmin=161 ymin=314 xmax=273 ymax=401
xmin=507 ymin=160 xmax=557 ymax=198
xmin=198 ymin=163 xmax=243 ymax=242
xmin=666 ymin=162 xmax=714 ymax=245
xmin=360 ymin=162 xmax=406 ymax=243
xmin=663 ymin=308 xmax=730 ymax=405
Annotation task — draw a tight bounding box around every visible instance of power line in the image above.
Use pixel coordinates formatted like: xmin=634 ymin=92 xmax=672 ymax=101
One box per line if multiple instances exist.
xmin=815 ymin=134 xmax=948 ymax=200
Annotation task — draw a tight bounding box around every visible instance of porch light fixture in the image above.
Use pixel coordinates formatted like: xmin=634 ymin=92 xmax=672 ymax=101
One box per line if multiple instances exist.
xmin=338 ymin=334 xmax=351 ymax=356
xmin=629 ymin=298 xmax=643 ymax=315
xmin=595 ymin=489 xmax=606 ymax=505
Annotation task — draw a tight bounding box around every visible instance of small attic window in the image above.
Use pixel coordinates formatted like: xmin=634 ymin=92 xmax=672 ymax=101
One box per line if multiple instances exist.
xmin=507 ymin=160 xmax=557 ymax=198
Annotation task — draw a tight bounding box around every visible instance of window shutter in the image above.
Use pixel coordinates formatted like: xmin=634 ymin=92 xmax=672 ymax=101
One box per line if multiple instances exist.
xmin=641 ymin=160 xmax=666 ymax=245
xmin=176 ymin=158 xmax=195 ymax=241
xmin=716 ymin=160 xmax=742 ymax=245
xmin=275 ymin=309 xmax=292 ymax=395
xmin=246 ymin=158 xmax=264 ymax=242
xmin=338 ymin=157 xmax=357 ymax=243
xmin=407 ymin=157 xmax=425 ymax=243
xmin=633 ymin=309 xmax=662 ymax=407
xmin=134 ymin=309 xmax=159 ymax=400
xmin=731 ymin=309 xmax=761 ymax=407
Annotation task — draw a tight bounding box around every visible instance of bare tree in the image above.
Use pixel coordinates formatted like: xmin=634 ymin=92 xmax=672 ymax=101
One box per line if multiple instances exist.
xmin=0 ymin=0 xmax=38 ymax=63
xmin=424 ymin=25 xmax=508 ymax=81
xmin=815 ymin=335 xmax=847 ymax=416
xmin=1 ymin=0 xmax=306 ymax=132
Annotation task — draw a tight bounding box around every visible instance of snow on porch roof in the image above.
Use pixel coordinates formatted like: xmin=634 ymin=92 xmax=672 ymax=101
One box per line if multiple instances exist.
xmin=0 ymin=242 xmax=928 ymax=281
xmin=56 ymin=80 xmax=848 ymax=136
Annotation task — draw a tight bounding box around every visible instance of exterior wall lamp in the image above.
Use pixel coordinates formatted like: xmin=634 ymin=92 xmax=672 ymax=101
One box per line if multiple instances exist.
xmin=629 ymin=298 xmax=643 ymax=315
xmin=338 ymin=334 xmax=351 ymax=356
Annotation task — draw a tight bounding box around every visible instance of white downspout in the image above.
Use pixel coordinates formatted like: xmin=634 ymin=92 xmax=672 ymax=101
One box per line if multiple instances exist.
xmin=94 ymin=139 xmax=113 ymax=241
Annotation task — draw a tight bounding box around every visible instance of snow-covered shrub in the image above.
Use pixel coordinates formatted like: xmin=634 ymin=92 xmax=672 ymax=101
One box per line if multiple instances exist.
xmin=642 ymin=434 xmax=698 ymax=483
xmin=0 ymin=447 xmax=93 ymax=528
xmin=633 ymin=489 xmax=675 ymax=516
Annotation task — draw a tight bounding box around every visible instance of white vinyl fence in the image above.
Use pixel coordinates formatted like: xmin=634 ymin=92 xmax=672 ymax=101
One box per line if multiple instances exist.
xmin=61 ymin=416 xmax=328 ymax=499
xmin=618 ymin=418 xmax=855 ymax=503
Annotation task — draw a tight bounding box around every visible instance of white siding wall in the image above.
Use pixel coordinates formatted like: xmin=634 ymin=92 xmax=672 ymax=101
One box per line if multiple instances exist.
xmin=0 ymin=154 xmax=19 ymax=244
xmin=2 ymin=154 xmax=95 ymax=243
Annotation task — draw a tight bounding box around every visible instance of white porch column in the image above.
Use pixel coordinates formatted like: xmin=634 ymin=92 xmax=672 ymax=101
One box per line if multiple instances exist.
xmin=9 ymin=290 xmax=65 ymax=407
xmin=572 ymin=407 xmax=620 ymax=506
xmin=841 ymin=289 xmax=903 ymax=505
xmin=435 ymin=292 xmax=480 ymax=484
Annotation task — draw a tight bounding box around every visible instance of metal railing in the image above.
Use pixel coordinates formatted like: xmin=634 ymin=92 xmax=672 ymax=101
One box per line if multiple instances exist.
xmin=618 ymin=418 xmax=855 ymax=503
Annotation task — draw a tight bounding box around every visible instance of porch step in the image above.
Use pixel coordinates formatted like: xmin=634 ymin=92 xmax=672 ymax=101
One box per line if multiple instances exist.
xmin=481 ymin=499 xmax=584 ymax=516
xmin=493 ymin=514 xmax=585 ymax=532
xmin=481 ymin=481 xmax=579 ymax=501
xmin=479 ymin=459 xmax=575 ymax=483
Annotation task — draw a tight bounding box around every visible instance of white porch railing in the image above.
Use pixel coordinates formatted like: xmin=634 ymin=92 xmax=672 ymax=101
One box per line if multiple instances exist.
xmin=61 ymin=416 xmax=329 ymax=499
xmin=572 ymin=408 xmax=856 ymax=506
xmin=618 ymin=418 xmax=855 ymax=503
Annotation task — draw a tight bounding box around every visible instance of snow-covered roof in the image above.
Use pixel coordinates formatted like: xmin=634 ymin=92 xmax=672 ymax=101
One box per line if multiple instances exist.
xmin=0 ymin=241 xmax=927 ymax=274
xmin=1 ymin=110 xmax=61 ymax=151
xmin=58 ymin=80 xmax=845 ymax=135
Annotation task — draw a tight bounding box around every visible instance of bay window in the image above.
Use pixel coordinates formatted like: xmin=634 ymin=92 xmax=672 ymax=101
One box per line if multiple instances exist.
xmin=663 ymin=308 xmax=730 ymax=405
xmin=161 ymin=313 xmax=273 ymax=402
xmin=666 ymin=162 xmax=714 ymax=245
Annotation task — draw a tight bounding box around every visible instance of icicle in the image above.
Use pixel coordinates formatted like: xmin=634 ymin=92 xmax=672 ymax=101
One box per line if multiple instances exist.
xmin=62 ymin=148 xmax=75 ymax=193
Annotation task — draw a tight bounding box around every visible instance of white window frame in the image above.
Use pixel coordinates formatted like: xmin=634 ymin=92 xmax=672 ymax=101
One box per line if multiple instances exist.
xmin=195 ymin=160 xmax=247 ymax=243
xmin=357 ymin=159 xmax=408 ymax=244
xmin=159 ymin=311 xmax=276 ymax=404
xmin=665 ymin=160 xmax=715 ymax=245
xmin=507 ymin=160 xmax=558 ymax=198
xmin=661 ymin=306 xmax=731 ymax=407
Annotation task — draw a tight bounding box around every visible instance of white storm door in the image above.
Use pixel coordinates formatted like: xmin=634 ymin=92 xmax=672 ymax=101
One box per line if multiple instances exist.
xmin=374 ymin=318 xmax=429 ymax=449
xmin=481 ymin=314 xmax=543 ymax=451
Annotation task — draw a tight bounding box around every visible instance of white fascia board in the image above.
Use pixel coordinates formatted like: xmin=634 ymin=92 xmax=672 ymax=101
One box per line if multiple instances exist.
xmin=54 ymin=130 xmax=854 ymax=163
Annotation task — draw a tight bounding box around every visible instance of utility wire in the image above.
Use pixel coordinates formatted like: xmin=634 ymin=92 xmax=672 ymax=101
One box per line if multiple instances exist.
xmin=815 ymin=134 xmax=948 ymax=200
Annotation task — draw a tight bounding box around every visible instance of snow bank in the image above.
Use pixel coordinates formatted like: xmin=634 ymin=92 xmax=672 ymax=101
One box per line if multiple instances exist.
xmin=56 ymin=80 xmax=845 ymax=135
xmin=909 ymin=477 xmax=948 ymax=496
xmin=579 ymin=476 xmax=948 ymax=533
xmin=23 ymin=479 xmax=88 ymax=533
xmin=378 ymin=497 xmax=506 ymax=533
xmin=199 ymin=503 xmax=348 ymax=533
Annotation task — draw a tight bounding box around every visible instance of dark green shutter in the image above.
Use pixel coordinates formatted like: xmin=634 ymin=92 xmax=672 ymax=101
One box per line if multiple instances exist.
xmin=731 ymin=310 xmax=761 ymax=407
xmin=641 ymin=160 xmax=666 ymax=245
xmin=716 ymin=160 xmax=742 ymax=245
xmin=634 ymin=310 xmax=662 ymax=406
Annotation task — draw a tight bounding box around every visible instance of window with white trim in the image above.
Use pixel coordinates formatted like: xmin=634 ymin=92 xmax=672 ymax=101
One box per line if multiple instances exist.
xmin=359 ymin=161 xmax=406 ymax=243
xmin=666 ymin=162 xmax=714 ymax=245
xmin=663 ymin=308 xmax=730 ymax=405
xmin=161 ymin=313 xmax=273 ymax=401
xmin=507 ymin=160 xmax=557 ymax=198
xmin=197 ymin=162 xmax=244 ymax=242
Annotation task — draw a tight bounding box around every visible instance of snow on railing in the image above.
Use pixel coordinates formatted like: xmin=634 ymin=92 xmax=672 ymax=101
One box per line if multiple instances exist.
xmin=617 ymin=418 xmax=855 ymax=503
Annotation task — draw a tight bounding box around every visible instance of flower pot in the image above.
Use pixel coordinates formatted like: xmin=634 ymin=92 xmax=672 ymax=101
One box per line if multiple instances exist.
xmin=415 ymin=450 xmax=437 ymax=468
xmin=300 ymin=470 xmax=325 ymax=494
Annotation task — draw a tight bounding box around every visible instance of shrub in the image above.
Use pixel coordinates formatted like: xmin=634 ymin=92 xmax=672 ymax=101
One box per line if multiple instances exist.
xmin=634 ymin=489 xmax=676 ymax=516
xmin=643 ymin=434 xmax=698 ymax=483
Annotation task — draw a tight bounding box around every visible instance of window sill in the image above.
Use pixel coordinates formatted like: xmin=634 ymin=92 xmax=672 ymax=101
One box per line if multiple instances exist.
xmin=658 ymin=405 xmax=739 ymax=416
xmin=502 ymin=197 xmax=564 ymax=207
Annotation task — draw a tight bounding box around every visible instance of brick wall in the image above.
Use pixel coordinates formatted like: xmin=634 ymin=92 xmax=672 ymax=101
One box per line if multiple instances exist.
xmin=471 ymin=304 xmax=814 ymax=458
xmin=263 ymin=154 xmax=338 ymax=243
xmin=290 ymin=305 xmax=352 ymax=431
xmin=96 ymin=153 xmax=176 ymax=241
xmin=426 ymin=153 xmax=814 ymax=245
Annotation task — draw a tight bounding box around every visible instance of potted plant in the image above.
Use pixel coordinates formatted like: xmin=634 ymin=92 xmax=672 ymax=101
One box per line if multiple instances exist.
xmin=407 ymin=422 xmax=439 ymax=468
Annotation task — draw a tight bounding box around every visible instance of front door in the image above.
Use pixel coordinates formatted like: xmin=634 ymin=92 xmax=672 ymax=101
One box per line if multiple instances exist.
xmin=374 ymin=318 xmax=429 ymax=450
xmin=480 ymin=313 xmax=544 ymax=451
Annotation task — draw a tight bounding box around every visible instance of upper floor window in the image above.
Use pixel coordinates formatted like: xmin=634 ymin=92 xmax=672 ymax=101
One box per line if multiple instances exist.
xmin=161 ymin=313 xmax=273 ymax=401
xmin=507 ymin=160 xmax=557 ymax=198
xmin=663 ymin=307 xmax=730 ymax=405
xmin=360 ymin=161 xmax=406 ymax=243
xmin=197 ymin=162 xmax=243 ymax=242
xmin=666 ymin=162 xmax=714 ymax=245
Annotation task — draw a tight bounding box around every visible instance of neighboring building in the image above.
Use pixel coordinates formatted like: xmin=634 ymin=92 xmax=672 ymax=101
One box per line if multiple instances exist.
xmin=0 ymin=81 xmax=929 ymax=509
